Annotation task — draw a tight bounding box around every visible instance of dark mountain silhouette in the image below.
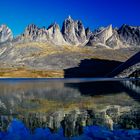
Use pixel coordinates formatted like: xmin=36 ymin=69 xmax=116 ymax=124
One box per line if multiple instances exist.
xmin=107 ymin=51 xmax=140 ymax=77
xmin=64 ymin=59 xmax=122 ymax=78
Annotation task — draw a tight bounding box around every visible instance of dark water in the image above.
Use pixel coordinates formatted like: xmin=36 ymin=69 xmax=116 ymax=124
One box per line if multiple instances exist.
xmin=0 ymin=78 xmax=140 ymax=139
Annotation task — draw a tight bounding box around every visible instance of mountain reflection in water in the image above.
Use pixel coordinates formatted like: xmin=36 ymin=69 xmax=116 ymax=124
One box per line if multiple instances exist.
xmin=0 ymin=78 xmax=140 ymax=138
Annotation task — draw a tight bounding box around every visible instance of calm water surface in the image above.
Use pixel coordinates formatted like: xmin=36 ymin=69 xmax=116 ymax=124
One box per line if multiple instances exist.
xmin=0 ymin=78 xmax=140 ymax=139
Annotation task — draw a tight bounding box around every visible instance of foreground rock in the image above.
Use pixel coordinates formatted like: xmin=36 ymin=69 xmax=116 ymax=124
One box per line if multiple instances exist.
xmin=108 ymin=51 xmax=140 ymax=78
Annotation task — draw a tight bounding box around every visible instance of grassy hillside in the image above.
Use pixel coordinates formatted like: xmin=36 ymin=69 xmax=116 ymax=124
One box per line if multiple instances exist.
xmin=0 ymin=42 xmax=139 ymax=78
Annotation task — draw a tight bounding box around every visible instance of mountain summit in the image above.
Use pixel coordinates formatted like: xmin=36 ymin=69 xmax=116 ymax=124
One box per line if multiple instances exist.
xmin=0 ymin=24 xmax=13 ymax=43
xmin=0 ymin=17 xmax=140 ymax=49
xmin=62 ymin=16 xmax=87 ymax=45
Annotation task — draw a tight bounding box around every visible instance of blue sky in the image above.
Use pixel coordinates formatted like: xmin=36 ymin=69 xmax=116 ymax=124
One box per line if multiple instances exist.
xmin=0 ymin=0 xmax=140 ymax=36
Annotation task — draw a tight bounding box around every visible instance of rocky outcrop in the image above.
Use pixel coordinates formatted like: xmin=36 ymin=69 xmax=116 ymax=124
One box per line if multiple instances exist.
xmin=62 ymin=16 xmax=86 ymax=45
xmin=74 ymin=20 xmax=87 ymax=44
xmin=19 ymin=17 xmax=87 ymax=46
xmin=108 ymin=51 xmax=140 ymax=77
xmin=21 ymin=24 xmax=48 ymax=42
xmin=62 ymin=16 xmax=79 ymax=45
xmin=118 ymin=24 xmax=140 ymax=47
xmin=87 ymin=24 xmax=140 ymax=49
xmin=87 ymin=25 xmax=113 ymax=46
xmin=106 ymin=25 xmax=140 ymax=48
xmin=85 ymin=27 xmax=93 ymax=40
xmin=19 ymin=23 xmax=67 ymax=45
xmin=23 ymin=24 xmax=40 ymax=40
xmin=106 ymin=30 xmax=123 ymax=49
xmin=116 ymin=63 xmax=140 ymax=78
xmin=47 ymin=23 xmax=66 ymax=45
xmin=96 ymin=25 xmax=113 ymax=44
xmin=0 ymin=25 xmax=13 ymax=43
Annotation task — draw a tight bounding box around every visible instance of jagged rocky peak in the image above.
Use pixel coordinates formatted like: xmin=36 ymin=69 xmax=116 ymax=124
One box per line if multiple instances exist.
xmin=95 ymin=25 xmax=113 ymax=43
xmin=62 ymin=16 xmax=79 ymax=45
xmin=74 ymin=20 xmax=87 ymax=43
xmin=1 ymin=18 xmax=140 ymax=49
xmin=106 ymin=29 xmax=122 ymax=49
xmin=47 ymin=23 xmax=66 ymax=45
xmin=0 ymin=24 xmax=13 ymax=43
xmin=85 ymin=27 xmax=93 ymax=40
xmin=21 ymin=23 xmax=66 ymax=45
xmin=22 ymin=24 xmax=48 ymax=41
xmin=25 ymin=24 xmax=39 ymax=35
xmin=47 ymin=22 xmax=59 ymax=30
xmin=87 ymin=25 xmax=113 ymax=46
xmin=23 ymin=24 xmax=39 ymax=40
xmin=62 ymin=16 xmax=86 ymax=45
xmin=118 ymin=24 xmax=140 ymax=46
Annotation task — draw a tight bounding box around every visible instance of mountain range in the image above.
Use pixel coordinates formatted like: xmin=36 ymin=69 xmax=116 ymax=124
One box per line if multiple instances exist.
xmin=1 ymin=16 xmax=140 ymax=48
xmin=0 ymin=16 xmax=140 ymax=78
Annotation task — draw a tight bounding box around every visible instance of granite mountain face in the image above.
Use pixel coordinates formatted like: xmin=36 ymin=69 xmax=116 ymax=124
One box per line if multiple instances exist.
xmin=118 ymin=24 xmax=140 ymax=47
xmin=87 ymin=24 xmax=140 ymax=49
xmin=0 ymin=16 xmax=140 ymax=49
xmin=22 ymin=24 xmax=48 ymax=41
xmin=47 ymin=23 xmax=66 ymax=45
xmin=0 ymin=25 xmax=13 ymax=43
xmin=87 ymin=25 xmax=113 ymax=47
xmin=61 ymin=16 xmax=87 ymax=45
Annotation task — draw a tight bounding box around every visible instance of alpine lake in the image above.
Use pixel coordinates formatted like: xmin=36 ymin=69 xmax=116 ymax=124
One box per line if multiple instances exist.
xmin=0 ymin=78 xmax=140 ymax=140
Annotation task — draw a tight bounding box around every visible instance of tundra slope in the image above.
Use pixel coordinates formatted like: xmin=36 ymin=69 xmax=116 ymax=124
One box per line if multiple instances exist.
xmin=0 ymin=17 xmax=140 ymax=77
